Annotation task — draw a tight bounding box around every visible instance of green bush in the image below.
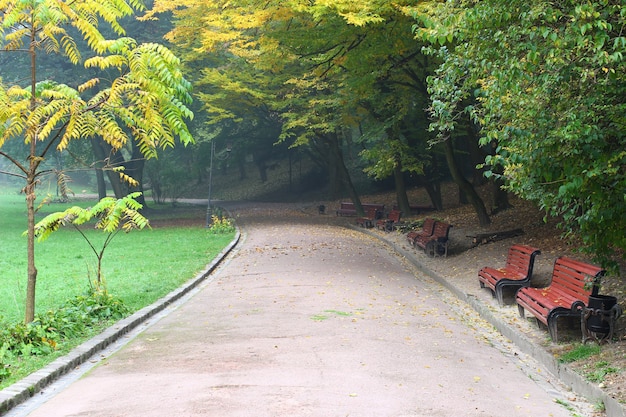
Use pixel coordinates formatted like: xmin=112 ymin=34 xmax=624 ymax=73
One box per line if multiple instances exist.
xmin=208 ymin=214 xmax=235 ymax=234
xmin=0 ymin=343 xmax=10 ymax=381
xmin=0 ymin=288 xmax=129 ymax=383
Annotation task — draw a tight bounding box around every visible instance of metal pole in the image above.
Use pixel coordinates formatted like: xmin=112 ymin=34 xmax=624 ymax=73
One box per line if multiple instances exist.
xmin=205 ymin=140 xmax=215 ymax=228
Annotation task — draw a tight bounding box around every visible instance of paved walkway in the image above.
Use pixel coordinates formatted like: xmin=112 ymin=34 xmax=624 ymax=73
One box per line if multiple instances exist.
xmin=3 ymin=204 xmax=594 ymax=416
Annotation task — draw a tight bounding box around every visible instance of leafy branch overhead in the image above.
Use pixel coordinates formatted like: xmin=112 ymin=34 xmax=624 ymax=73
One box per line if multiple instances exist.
xmin=33 ymin=192 xmax=150 ymax=242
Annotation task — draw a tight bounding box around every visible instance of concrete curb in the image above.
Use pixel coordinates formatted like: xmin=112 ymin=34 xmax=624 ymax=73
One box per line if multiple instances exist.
xmin=0 ymin=230 xmax=241 ymax=415
xmin=360 ymin=225 xmax=626 ymax=417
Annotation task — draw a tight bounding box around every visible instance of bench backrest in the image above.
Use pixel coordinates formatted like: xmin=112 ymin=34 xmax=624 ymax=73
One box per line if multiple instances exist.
xmin=362 ymin=203 xmax=385 ymax=211
xmin=432 ymin=221 xmax=452 ymax=239
xmin=341 ymin=202 xmax=384 ymax=211
xmin=506 ymin=245 xmax=541 ymax=277
xmin=388 ymin=210 xmax=401 ymax=222
xmin=364 ymin=207 xmax=378 ymax=219
xmin=550 ymin=256 xmax=605 ymax=301
xmin=421 ymin=218 xmax=437 ymax=235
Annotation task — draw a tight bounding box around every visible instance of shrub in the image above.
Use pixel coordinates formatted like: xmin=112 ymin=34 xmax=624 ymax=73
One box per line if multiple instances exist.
xmin=0 ymin=288 xmax=129 ymax=383
xmin=208 ymin=214 xmax=235 ymax=234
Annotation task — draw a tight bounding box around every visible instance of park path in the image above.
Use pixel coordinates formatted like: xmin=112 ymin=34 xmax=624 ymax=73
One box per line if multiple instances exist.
xmin=8 ymin=204 xmax=587 ymax=416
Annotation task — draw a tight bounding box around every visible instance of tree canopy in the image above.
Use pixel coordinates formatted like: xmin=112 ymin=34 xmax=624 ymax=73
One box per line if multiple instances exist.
xmin=146 ymin=0 xmax=474 ymax=215
xmin=142 ymin=1 xmax=626 ymax=267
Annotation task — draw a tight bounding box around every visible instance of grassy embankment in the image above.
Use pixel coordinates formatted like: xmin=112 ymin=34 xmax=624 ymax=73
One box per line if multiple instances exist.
xmin=0 ymin=189 xmax=234 ymax=388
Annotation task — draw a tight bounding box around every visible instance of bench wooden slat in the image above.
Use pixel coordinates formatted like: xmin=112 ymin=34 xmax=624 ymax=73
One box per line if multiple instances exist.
xmin=414 ymin=221 xmax=452 ymax=257
xmin=355 ymin=207 xmax=378 ymax=228
xmin=406 ymin=218 xmax=437 ymax=245
xmin=516 ymin=292 xmax=550 ymax=325
xmin=478 ymin=244 xmax=540 ymax=305
xmin=516 ymin=256 xmax=605 ymax=342
xmin=337 ymin=202 xmax=384 ymax=217
xmin=376 ymin=210 xmax=402 ymax=231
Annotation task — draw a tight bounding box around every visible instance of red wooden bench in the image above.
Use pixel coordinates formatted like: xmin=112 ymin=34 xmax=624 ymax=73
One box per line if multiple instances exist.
xmin=393 ymin=204 xmax=436 ymax=214
xmin=355 ymin=207 xmax=378 ymax=228
xmin=413 ymin=221 xmax=452 ymax=257
xmin=336 ymin=202 xmax=356 ymax=216
xmin=516 ymin=256 xmax=605 ymax=342
xmin=406 ymin=218 xmax=437 ymax=246
xmin=478 ymin=244 xmax=541 ymax=305
xmin=336 ymin=202 xmax=384 ymax=217
xmin=376 ymin=209 xmax=402 ymax=231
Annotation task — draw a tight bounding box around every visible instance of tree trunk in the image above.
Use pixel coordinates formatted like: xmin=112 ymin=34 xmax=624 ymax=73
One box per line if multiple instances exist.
xmin=394 ymin=161 xmax=411 ymax=214
xmin=422 ymin=180 xmax=443 ymax=210
xmin=25 ymin=35 xmax=38 ymax=324
xmin=95 ymin=168 xmax=107 ymax=199
xmin=25 ymin=176 xmax=37 ymax=324
xmin=127 ymin=142 xmax=147 ymax=208
xmin=310 ymin=136 xmax=341 ymax=200
xmin=458 ymin=186 xmax=468 ymax=205
xmin=327 ymin=146 xmax=342 ymax=201
xmin=105 ymin=157 xmax=126 ymax=199
xmin=90 ymin=139 xmax=129 ymax=199
xmin=236 ymin=153 xmax=247 ymax=181
xmin=91 ymin=137 xmax=108 ymax=199
xmin=466 ymin=125 xmax=488 ymax=186
xmin=252 ymin=150 xmax=269 ymax=182
xmin=491 ymin=176 xmax=511 ymax=214
xmin=487 ymin=141 xmax=511 ymax=213
xmin=327 ymin=133 xmax=363 ymax=214
xmin=442 ymin=138 xmax=491 ymax=226
xmin=420 ymin=156 xmax=444 ymax=210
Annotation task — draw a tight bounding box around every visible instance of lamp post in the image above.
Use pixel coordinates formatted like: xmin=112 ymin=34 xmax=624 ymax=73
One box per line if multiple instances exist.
xmin=205 ymin=140 xmax=231 ymax=227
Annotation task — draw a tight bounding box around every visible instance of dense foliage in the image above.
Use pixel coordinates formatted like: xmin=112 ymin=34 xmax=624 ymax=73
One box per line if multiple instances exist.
xmin=417 ymin=0 xmax=626 ymax=268
xmin=146 ymin=0 xmax=492 ymax=221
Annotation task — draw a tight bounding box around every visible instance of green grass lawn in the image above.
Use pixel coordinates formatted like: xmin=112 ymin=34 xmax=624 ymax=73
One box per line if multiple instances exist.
xmin=0 ymin=190 xmax=235 ymax=387
xmin=1 ymin=191 xmax=234 ymax=321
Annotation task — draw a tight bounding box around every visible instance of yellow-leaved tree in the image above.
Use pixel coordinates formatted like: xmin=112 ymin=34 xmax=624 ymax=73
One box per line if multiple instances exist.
xmin=0 ymin=0 xmax=194 ymax=323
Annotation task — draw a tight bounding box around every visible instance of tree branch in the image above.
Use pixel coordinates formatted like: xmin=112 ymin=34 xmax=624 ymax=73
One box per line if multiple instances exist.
xmin=0 ymin=151 xmax=28 ymax=175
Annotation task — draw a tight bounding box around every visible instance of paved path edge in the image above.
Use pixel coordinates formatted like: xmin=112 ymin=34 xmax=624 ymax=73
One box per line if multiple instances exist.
xmin=358 ymin=225 xmax=626 ymax=417
xmin=0 ymin=230 xmax=241 ymax=415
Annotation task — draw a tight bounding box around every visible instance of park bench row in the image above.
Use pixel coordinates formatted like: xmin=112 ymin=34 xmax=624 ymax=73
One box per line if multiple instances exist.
xmin=337 ymin=201 xmax=434 ymax=218
xmin=353 ymin=212 xmax=453 ymax=257
xmin=479 ymin=244 xmax=622 ymax=342
xmin=347 ymin=206 xmax=620 ymax=342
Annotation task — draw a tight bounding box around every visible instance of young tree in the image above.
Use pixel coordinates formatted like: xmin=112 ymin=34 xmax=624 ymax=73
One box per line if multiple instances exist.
xmin=0 ymin=0 xmax=194 ymax=323
xmin=33 ymin=193 xmax=150 ymax=287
